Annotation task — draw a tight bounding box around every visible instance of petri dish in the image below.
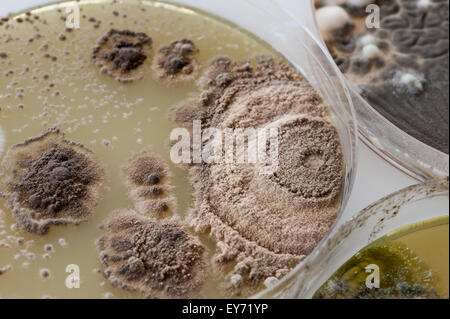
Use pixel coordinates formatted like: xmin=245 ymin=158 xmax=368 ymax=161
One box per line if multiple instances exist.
xmin=0 ymin=0 xmax=357 ymax=298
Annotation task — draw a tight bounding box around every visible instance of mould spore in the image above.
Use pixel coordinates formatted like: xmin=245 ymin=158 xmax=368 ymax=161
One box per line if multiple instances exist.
xmin=43 ymin=244 xmax=54 ymax=253
xmin=39 ymin=268 xmax=51 ymax=279
xmin=316 ymin=5 xmax=352 ymax=37
xmin=0 ymin=264 xmax=12 ymax=275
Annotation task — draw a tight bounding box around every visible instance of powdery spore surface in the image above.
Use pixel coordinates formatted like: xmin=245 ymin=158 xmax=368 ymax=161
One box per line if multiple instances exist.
xmin=0 ymin=128 xmax=104 ymax=235
xmin=97 ymin=209 xmax=206 ymax=298
xmin=173 ymin=56 xmax=344 ymax=286
xmin=92 ymin=29 xmax=153 ymax=83
xmin=123 ymin=152 xmax=176 ymax=215
xmin=154 ymin=38 xmax=199 ymax=83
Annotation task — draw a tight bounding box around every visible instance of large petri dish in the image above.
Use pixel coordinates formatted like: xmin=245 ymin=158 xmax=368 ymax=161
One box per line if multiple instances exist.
xmin=0 ymin=0 xmax=357 ymax=298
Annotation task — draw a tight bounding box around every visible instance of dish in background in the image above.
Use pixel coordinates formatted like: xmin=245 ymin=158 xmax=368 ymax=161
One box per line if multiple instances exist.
xmin=314 ymin=217 xmax=449 ymax=299
xmin=273 ymin=0 xmax=449 ymax=180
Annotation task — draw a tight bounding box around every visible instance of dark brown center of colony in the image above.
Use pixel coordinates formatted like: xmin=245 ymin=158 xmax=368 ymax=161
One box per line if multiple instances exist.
xmin=101 ymin=47 xmax=147 ymax=73
xmin=158 ymin=39 xmax=197 ymax=75
xmin=93 ymin=29 xmax=152 ymax=73
xmin=13 ymin=145 xmax=97 ymax=216
xmin=272 ymin=117 xmax=343 ymax=200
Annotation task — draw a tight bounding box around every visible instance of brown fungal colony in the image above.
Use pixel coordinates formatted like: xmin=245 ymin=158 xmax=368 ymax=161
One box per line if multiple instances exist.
xmin=92 ymin=29 xmax=153 ymax=83
xmin=97 ymin=210 xmax=206 ymax=298
xmin=315 ymin=0 xmax=449 ymax=154
xmin=173 ymin=56 xmax=344 ymax=287
xmin=123 ymin=152 xmax=175 ymax=215
xmin=97 ymin=153 xmax=206 ymax=297
xmin=154 ymin=38 xmax=199 ymax=83
xmin=0 ymin=128 xmax=104 ymax=235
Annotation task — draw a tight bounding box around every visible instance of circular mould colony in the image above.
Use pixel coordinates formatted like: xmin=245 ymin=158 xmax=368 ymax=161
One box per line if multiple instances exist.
xmin=0 ymin=128 xmax=105 ymax=235
xmin=315 ymin=0 xmax=449 ymax=154
xmin=123 ymin=152 xmax=175 ymax=215
xmin=39 ymin=268 xmax=51 ymax=280
xmin=92 ymin=29 xmax=153 ymax=83
xmin=172 ymin=56 xmax=344 ymax=288
xmin=153 ymin=38 xmax=199 ymax=83
xmin=268 ymin=115 xmax=344 ymax=200
xmin=97 ymin=209 xmax=206 ymax=298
